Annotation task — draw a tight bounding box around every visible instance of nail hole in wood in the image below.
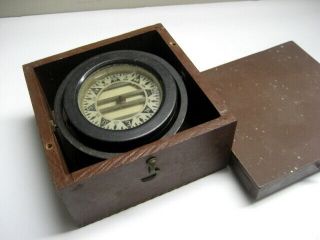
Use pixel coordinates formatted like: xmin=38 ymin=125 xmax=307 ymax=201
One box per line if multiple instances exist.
xmin=46 ymin=143 xmax=53 ymax=150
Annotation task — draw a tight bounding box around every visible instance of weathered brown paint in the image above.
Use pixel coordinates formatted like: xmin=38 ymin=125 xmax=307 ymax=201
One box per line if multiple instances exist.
xmin=202 ymin=42 xmax=320 ymax=199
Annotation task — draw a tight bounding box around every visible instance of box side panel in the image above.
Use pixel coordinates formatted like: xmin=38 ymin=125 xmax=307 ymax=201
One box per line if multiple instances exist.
xmin=23 ymin=65 xmax=73 ymax=188
xmin=60 ymin=121 xmax=236 ymax=226
xmin=229 ymin=154 xmax=259 ymax=199
xmin=231 ymin=155 xmax=320 ymax=200
xmin=257 ymin=162 xmax=320 ymax=199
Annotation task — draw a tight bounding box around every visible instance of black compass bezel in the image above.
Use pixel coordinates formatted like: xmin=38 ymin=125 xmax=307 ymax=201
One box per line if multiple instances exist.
xmin=54 ymin=50 xmax=188 ymax=158
xmin=63 ymin=50 xmax=178 ymax=143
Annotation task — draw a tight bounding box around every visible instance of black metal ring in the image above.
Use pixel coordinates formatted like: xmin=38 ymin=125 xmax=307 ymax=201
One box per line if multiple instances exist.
xmin=63 ymin=50 xmax=177 ymax=144
xmin=54 ymin=50 xmax=188 ymax=159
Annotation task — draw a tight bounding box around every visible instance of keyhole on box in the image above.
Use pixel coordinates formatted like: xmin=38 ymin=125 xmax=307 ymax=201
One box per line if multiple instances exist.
xmin=141 ymin=157 xmax=160 ymax=182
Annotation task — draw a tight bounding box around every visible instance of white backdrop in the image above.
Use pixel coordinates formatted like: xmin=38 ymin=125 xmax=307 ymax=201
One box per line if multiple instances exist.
xmin=0 ymin=0 xmax=243 ymax=17
xmin=0 ymin=0 xmax=320 ymax=239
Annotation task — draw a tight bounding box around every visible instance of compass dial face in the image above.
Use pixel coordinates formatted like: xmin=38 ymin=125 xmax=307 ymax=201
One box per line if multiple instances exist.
xmin=77 ymin=64 xmax=163 ymax=131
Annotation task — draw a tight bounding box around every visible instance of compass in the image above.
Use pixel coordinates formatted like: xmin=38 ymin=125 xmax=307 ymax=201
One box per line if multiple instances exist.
xmin=77 ymin=64 xmax=163 ymax=131
xmin=54 ymin=50 xmax=188 ymax=159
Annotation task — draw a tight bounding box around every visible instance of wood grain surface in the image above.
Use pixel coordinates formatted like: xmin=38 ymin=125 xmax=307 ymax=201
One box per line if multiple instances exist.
xmin=202 ymin=42 xmax=320 ymax=199
xmin=23 ymin=24 xmax=236 ymax=225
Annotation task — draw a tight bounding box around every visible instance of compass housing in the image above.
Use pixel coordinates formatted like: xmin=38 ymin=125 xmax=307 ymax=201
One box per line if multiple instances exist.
xmin=54 ymin=50 xmax=188 ymax=158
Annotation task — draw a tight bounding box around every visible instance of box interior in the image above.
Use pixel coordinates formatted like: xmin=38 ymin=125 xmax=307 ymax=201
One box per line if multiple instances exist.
xmin=34 ymin=30 xmax=220 ymax=172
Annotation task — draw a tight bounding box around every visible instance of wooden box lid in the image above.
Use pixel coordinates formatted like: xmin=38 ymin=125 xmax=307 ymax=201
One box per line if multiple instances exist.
xmin=202 ymin=41 xmax=320 ymax=199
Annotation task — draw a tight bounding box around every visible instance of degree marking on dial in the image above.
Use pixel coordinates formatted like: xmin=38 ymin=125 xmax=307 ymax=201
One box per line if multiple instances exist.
xmin=91 ymin=88 xmax=102 ymax=95
xmin=86 ymin=104 xmax=96 ymax=111
xmin=100 ymin=118 xmax=110 ymax=127
xmin=142 ymin=106 xmax=154 ymax=114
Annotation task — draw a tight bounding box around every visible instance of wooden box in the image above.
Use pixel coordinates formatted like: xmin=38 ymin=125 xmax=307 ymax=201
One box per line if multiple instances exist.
xmin=23 ymin=24 xmax=236 ymax=226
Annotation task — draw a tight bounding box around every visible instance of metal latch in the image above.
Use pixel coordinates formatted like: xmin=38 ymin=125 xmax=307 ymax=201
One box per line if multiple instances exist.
xmin=141 ymin=157 xmax=160 ymax=182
